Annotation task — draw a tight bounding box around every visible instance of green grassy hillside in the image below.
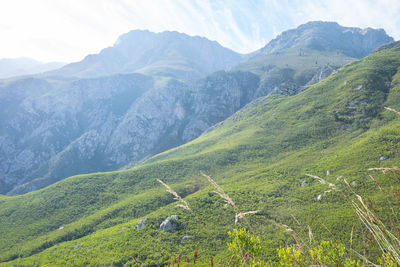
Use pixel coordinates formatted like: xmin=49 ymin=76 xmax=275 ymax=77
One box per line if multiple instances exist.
xmin=1 ymin=44 xmax=400 ymax=266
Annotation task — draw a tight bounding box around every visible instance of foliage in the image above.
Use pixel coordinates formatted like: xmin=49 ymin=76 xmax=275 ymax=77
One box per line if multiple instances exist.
xmin=227 ymin=228 xmax=263 ymax=265
xmin=276 ymin=241 xmax=362 ymax=267
xmin=277 ymin=245 xmax=306 ymax=266
xmin=0 ymin=44 xmax=400 ymax=266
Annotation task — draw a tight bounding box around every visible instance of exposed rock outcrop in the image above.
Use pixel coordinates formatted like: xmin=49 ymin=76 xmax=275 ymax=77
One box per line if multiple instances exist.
xmin=160 ymin=215 xmax=180 ymax=232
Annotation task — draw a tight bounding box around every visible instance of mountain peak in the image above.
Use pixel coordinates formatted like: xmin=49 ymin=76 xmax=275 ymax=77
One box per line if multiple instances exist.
xmin=260 ymin=21 xmax=393 ymax=58
xmin=49 ymin=30 xmax=242 ymax=81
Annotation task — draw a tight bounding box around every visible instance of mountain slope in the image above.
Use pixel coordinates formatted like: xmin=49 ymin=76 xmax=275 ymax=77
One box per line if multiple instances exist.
xmin=259 ymin=21 xmax=393 ymax=58
xmin=0 ymin=58 xmax=65 ymax=79
xmin=1 ymin=70 xmax=260 ymax=195
xmin=47 ymin=30 xmax=243 ymax=81
xmin=1 ymin=42 xmax=400 ymax=265
xmin=0 ymin=23 xmax=393 ymax=195
xmin=235 ymin=21 xmax=394 ymax=96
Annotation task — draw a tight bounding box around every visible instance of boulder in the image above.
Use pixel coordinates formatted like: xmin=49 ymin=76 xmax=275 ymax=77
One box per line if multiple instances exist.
xmin=160 ymin=215 xmax=180 ymax=232
xmin=379 ymin=156 xmax=388 ymax=162
xmin=135 ymin=219 xmax=147 ymax=229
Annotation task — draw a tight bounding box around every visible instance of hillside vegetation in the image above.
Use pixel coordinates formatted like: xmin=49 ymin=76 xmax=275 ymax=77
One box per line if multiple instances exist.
xmin=1 ymin=43 xmax=400 ymax=266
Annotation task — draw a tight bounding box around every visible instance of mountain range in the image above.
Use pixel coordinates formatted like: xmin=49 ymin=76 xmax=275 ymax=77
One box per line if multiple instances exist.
xmin=0 ymin=21 xmax=393 ymax=195
xmin=0 ymin=58 xmax=65 ymax=79
xmin=46 ymin=30 xmax=243 ymax=81
xmin=0 ymin=20 xmax=399 ymax=265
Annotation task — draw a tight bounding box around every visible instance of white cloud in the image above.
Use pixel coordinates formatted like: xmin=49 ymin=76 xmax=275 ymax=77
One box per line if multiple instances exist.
xmin=0 ymin=0 xmax=398 ymax=62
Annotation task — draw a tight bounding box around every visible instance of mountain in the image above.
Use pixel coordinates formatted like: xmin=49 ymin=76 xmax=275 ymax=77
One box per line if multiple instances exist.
xmin=0 ymin=71 xmax=260 ymax=195
xmin=0 ymin=41 xmax=399 ymax=265
xmin=259 ymin=21 xmax=393 ymax=57
xmin=235 ymin=21 xmax=394 ymax=96
xmin=0 ymin=58 xmax=65 ymax=79
xmin=47 ymin=30 xmax=243 ymax=81
xmin=0 ymin=22 xmax=393 ymax=195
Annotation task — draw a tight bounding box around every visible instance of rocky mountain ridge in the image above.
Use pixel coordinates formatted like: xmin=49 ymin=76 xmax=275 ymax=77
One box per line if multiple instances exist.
xmin=0 ymin=21 xmax=395 ymax=194
xmin=258 ymin=21 xmax=394 ymax=57
xmin=2 ymin=70 xmax=260 ymax=194
xmin=46 ymin=30 xmax=243 ymax=81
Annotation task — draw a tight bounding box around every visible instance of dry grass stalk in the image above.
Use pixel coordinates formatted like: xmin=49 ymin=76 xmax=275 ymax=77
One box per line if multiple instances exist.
xmin=350 ymin=225 xmax=354 ymax=248
xmin=345 ymin=177 xmax=400 ymax=264
xmin=368 ymin=175 xmax=385 ymax=193
xmin=201 ymin=172 xmax=260 ymax=235
xmin=352 ymin=200 xmax=400 ymax=263
xmin=178 ymin=253 xmax=182 ymax=263
xmin=384 ymin=107 xmax=400 ymax=116
xmin=200 ymin=172 xmax=237 ymax=209
xmin=228 ymin=255 xmax=235 ymax=265
xmin=277 ymin=223 xmax=302 ymax=248
xmin=306 ymin=173 xmax=326 ymax=184
xmin=392 ymin=187 xmax=399 ymax=198
xmin=306 ymin=173 xmax=336 ymax=189
xmin=369 ymin=167 xmax=400 ymax=175
xmin=390 ymin=216 xmax=400 ymax=240
xmin=157 ymin=179 xmax=192 ymax=211
xmin=242 ymin=252 xmax=250 ymax=264
xmin=308 ymin=225 xmax=313 ymax=245
xmin=193 ymin=250 xmax=198 ymax=264
xmin=291 ymin=214 xmax=301 ymax=226
xmin=210 ymin=255 xmax=214 ymax=267
xmin=235 ymin=210 xmax=261 ymax=226
xmin=131 ymin=252 xmax=138 ymax=263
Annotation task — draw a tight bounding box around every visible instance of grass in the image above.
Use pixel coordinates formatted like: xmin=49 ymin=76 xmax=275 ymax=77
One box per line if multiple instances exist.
xmin=0 ymin=44 xmax=400 ymax=265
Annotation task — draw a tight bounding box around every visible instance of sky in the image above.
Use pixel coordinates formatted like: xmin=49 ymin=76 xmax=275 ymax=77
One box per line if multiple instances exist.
xmin=0 ymin=0 xmax=399 ymax=63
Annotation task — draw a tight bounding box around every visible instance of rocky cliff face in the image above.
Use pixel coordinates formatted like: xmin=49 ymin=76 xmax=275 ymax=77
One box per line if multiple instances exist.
xmin=1 ymin=70 xmax=259 ymax=195
xmin=0 ymin=22 xmax=394 ymax=194
xmin=0 ymin=74 xmax=153 ymax=194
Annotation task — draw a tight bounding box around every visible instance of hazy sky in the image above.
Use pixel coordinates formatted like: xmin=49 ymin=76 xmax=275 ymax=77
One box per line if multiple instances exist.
xmin=0 ymin=0 xmax=399 ymax=62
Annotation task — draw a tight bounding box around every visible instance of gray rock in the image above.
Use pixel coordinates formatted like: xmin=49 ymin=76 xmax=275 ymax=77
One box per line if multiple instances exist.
xmin=160 ymin=215 xmax=180 ymax=232
xmin=73 ymin=244 xmax=81 ymax=249
xmin=308 ymin=65 xmax=338 ymax=85
xmin=181 ymin=235 xmax=191 ymax=241
xmin=135 ymin=219 xmax=147 ymax=229
xmin=350 ymin=181 xmax=357 ymax=187
xmin=355 ymin=85 xmax=363 ymax=91
xmin=380 ymin=156 xmax=388 ymax=161
xmin=301 ymin=181 xmax=307 ymax=187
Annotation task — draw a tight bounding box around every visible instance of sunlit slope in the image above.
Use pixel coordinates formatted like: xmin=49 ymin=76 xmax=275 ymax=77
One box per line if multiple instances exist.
xmin=1 ymin=44 xmax=400 ymax=265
